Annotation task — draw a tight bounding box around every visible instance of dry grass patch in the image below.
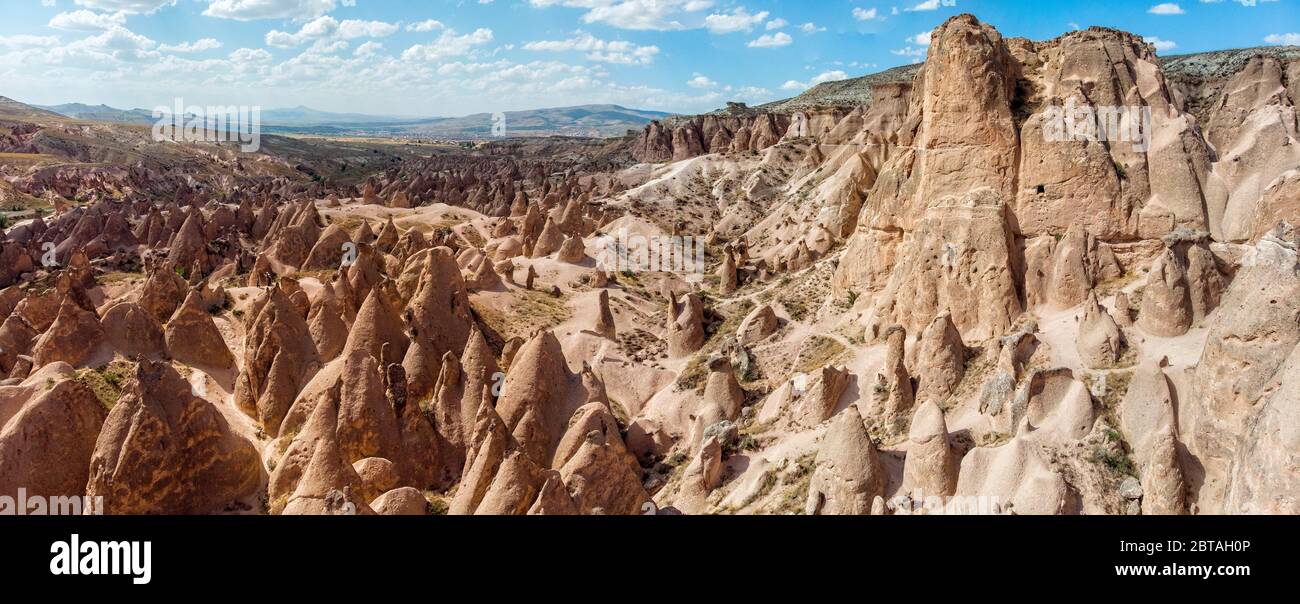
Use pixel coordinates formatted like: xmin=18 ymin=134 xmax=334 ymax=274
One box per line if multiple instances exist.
xmin=471 ymin=289 xmax=572 ymax=341
xmin=1084 ymin=369 xmax=1134 ymax=430
xmin=772 ymin=453 xmax=817 ymax=515
xmin=791 ymin=336 xmax=847 ymax=376
xmin=98 ymin=271 xmax=143 ymax=287
xmin=423 ymin=491 xmax=450 ymax=515
xmin=75 ymin=360 xmax=135 ymax=410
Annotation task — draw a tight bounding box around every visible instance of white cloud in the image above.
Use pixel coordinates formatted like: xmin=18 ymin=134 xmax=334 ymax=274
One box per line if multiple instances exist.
xmin=687 ymin=74 xmax=717 ymax=88
xmin=48 ymin=10 xmax=128 ymax=31
xmin=406 ymin=20 xmax=445 ymax=33
xmin=704 ymin=8 xmax=768 ymax=34
xmin=203 ymin=0 xmax=341 ymax=21
xmin=2 ymin=34 xmax=727 ymax=117
xmin=1264 ymin=33 xmax=1300 ymax=45
xmin=58 ymin=25 xmax=159 ymax=62
xmin=524 ymin=31 xmax=659 ymax=65
xmin=909 ymin=31 xmax=932 ymax=45
xmin=354 ymin=41 xmax=384 ymax=57
xmin=891 ymin=46 xmax=927 ymax=63
xmin=1144 ymin=36 xmax=1177 ymax=50
xmin=800 ymin=22 xmax=826 ymax=34
xmin=72 ymin=0 xmax=175 ymax=13
xmin=229 ymin=47 xmax=272 ymax=63
xmin=780 ymin=70 xmax=848 ymax=91
xmin=160 ymin=38 xmax=223 ymax=53
xmin=528 ymin=0 xmax=714 ymax=31
xmin=337 ymin=20 xmax=401 ymax=39
xmin=747 ymin=32 xmax=791 ymax=48
xmin=0 ymin=35 xmax=61 ymax=49
xmin=402 ymin=28 xmax=494 ymax=62
xmin=727 ymin=85 xmax=774 ymax=104
xmin=7 ymin=0 xmax=804 ymax=117
xmin=266 ymin=16 xmax=399 ymax=48
xmin=852 ymin=7 xmax=880 ymax=20
xmin=905 ymin=0 xmax=940 ymax=11
xmin=1148 ymin=3 xmax=1186 ymax=15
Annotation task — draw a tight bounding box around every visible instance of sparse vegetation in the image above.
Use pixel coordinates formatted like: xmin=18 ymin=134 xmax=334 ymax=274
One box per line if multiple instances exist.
xmin=1091 ymin=443 xmax=1137 ymax=479
xmin=706 ymin=299 xmax=754 ymax=347
xmin=774 ymin=453 xmax=817 ymax=514
xmin=471 ymin=289 xmax=572 ymax=341
xmin=784 ymin=296 xmax=810 ymax=321
xmin=735 ymin=470 xmax=779 ymax=510
xmin=725 ymin=433 xmax=760 ymax=456
xmin=675 ymin=352 xmax=709 ymax=392
xmin=276 ymin=431 xmax=299 ymax=457
xmin=270 ymin=494 xmax=289 ymax=515
xmin=791 ymin=336 xmax=847 ymax=376
xmin=423 ymin=492 xmax=450 ymax=515
xmin=1084 ymin=369 xmax=1134 ymax=430
xmin=76 ymin=361 xmax=134 ymax=409
xmin=98 ymin=272 xmax=142 ymax=286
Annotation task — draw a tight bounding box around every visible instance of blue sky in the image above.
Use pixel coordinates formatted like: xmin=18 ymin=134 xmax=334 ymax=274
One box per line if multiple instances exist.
xmin=0 ymin=0 xmax=1295 ymax=117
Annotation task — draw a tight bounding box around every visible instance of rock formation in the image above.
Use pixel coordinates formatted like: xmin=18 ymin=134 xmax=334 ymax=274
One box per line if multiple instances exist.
xmin=87 ymin=361 xmax=260 ymax=514
xmin=0 ymin=13 xmax=1295 ymax=518
xmin=806 ymin=405 xmax=885 ymax=515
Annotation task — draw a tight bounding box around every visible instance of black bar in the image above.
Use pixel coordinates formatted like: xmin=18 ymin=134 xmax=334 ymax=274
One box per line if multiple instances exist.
xmin=1 ymin=515 xmax=1290 ymax=592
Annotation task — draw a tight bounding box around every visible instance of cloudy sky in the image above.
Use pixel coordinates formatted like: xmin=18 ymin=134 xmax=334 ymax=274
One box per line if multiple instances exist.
xmin=0 ymin=0 xmax=1295 ymax=117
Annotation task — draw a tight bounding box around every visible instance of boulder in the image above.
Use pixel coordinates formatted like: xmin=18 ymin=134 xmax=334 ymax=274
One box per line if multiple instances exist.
xmin=736 ymin=304 xmax=779 ymax=345
xmin=371 ymin=487 xmax=428 ymax=515
xmin=352 ymin=457 xmax=401 ymax=503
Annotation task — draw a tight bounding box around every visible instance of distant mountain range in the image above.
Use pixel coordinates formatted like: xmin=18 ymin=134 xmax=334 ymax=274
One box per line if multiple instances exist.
xmin=35 ymin=103 xmax=157 ymax=124
xmin=0 ymin=97 xmax=70 ymax=121
xmin=32 ymin=101 xmax=674 ymax=140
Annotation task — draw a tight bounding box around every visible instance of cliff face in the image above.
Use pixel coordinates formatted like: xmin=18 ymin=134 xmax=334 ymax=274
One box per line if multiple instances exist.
xmin=634 ymin=28 xmax=1298 ymax=247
